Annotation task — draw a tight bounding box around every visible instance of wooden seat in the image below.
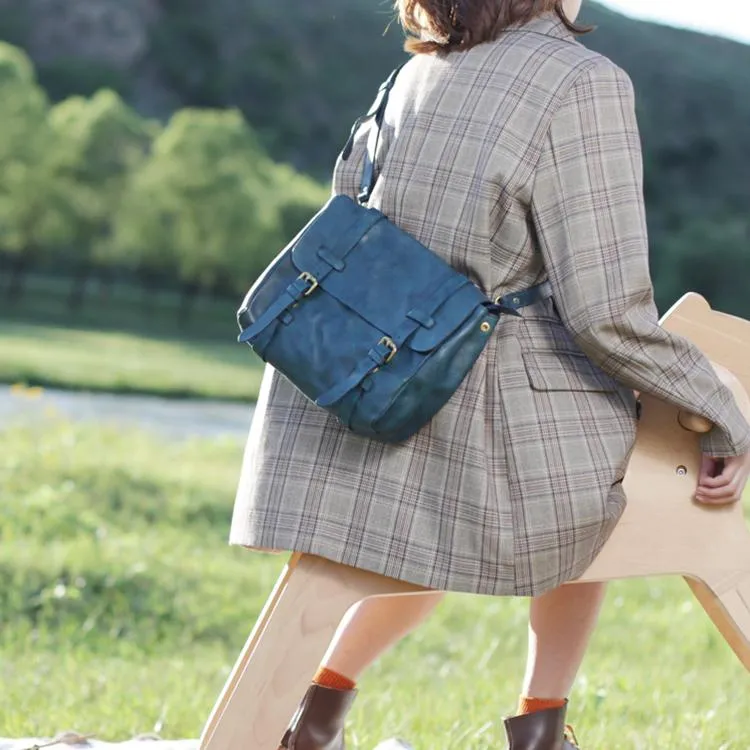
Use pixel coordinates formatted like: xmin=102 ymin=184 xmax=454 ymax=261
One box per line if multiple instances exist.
xmin=200 ymin=293 xmax=750 ymax=750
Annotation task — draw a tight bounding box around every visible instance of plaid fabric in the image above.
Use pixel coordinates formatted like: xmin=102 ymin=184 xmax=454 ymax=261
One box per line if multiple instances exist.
xmin=230 ymin=13 xmax=750 ymax=596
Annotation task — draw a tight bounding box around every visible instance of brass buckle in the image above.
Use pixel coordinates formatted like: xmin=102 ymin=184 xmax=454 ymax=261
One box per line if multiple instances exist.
xmin=298 ymin=272 xmax=319 ymax=296
xmin=379 ymin=336 xmax=398 ymax=364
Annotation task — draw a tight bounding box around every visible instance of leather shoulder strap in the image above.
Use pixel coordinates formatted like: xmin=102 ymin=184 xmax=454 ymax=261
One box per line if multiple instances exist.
xmin=339 ymin=63 xmax=407 ymax=206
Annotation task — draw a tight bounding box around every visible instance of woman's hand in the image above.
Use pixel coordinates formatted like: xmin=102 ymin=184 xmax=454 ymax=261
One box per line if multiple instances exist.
xmin=695 ymin=452 xmax=750 ymax=505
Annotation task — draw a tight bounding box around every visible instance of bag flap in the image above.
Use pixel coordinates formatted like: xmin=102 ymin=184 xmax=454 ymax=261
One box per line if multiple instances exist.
xmin=290 ymin=199 xmax=486 ymax=352
xmin=407 ymin=283 xmax=484 ymax=352
xmin=291 ymin=194 xmax=382 ymax=279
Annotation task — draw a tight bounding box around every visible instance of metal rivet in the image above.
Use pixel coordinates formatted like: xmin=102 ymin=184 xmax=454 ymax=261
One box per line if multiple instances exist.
xmin=676 ymin=465 xmax=688 ymax=476
xmin=512 ymin=296 xmax=521 ymax=305
xmin=480 ymin=322 xmax=491 ymax=333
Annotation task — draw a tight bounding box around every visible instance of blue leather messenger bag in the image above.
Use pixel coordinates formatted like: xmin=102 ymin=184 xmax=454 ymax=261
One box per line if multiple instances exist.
xmin=237 ymin=66 xmax=553 ymax=443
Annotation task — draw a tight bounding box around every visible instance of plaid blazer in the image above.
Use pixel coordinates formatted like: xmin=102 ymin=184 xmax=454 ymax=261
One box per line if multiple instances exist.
xmin=230 ymin=13 xmax=750 ymax=596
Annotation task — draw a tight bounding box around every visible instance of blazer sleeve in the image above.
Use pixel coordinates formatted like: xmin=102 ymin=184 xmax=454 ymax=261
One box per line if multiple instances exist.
xmin=530 ymin=59 xmax=750 ymax=458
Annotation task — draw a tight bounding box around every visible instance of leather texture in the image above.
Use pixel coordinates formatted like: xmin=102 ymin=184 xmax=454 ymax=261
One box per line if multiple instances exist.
xmin=280 ymin=684 xmax=356 ymax=750
xmin=504 ymin=705 xmax=579 ymax=750
xmin=237 ymin=188 xmax=549 ymax=443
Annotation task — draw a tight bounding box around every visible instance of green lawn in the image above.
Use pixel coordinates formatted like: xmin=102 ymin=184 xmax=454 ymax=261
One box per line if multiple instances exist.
xmin=1 ymin=420 xmax=748 ymax=748
xmin=0 ymin=320 xmax=264 ymax=401
xmin=0 ymin=274 xmax=264 ymax=401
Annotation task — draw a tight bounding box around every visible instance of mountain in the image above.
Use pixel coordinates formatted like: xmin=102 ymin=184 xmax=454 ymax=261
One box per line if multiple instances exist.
xmin=3 ymin=2 xmax=748 ymax=179
xmin=1 ymin=0 xmax=749 ymax=312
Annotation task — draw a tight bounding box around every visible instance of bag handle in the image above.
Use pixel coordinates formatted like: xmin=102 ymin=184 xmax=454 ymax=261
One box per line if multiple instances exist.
xmin=340 ymin=63 xmax=407 ymax=206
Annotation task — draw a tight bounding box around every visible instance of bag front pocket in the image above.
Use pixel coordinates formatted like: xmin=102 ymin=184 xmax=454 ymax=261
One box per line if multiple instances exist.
xmin=522 ymin=349 xmax=618 ymax=393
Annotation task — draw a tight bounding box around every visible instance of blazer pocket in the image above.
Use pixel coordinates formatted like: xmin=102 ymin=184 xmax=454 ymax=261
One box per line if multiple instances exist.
xmin=522 ymin=349 xmax=618 ymax=393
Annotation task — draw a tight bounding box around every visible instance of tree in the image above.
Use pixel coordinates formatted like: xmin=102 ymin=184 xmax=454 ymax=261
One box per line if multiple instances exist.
xmin=652 ymin=218 xmax=750 ymax=318
xmin=0 ymin=43 xmax=65 ymax=300
xmin=49 ymin=89 xmax=157 ymax=307
xmin=112 ymin=108 xmax=290 ymax=319
xmin=270 ymin=162 xmax=329 ymax=246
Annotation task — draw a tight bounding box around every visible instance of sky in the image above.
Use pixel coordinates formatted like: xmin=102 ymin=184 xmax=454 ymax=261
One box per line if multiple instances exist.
xmin=597 ymin=1 xmax=750 ymax=45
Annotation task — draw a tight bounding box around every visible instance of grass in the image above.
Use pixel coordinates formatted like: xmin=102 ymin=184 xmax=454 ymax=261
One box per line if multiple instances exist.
xmin=1 ymin=419 xmax=749 ymax=748
xmin=0 ymin=273 xmax=265 ymax=401
xmin=0 ymin=320 xmax=264 ymax=401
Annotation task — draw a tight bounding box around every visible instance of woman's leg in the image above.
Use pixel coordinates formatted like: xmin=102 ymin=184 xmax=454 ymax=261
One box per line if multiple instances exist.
xmin=295 ymin=582 xmax=605 ymax=749
xmin=321 ymin=592 xmax=446 ymax=679
xmin=501 ymin=583 xmax=606 ymax=748
xmin=281 ymin=593 xmax=445 ymax=748
xmin=522 ymin=582 xmax=607 ymax=698
xmin=316 ymin=580 xmax=606 ymax=689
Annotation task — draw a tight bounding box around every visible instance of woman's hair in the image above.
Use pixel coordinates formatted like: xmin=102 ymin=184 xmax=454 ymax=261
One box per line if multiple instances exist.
xmin=396 ymin=1 xmax=591 ymax=54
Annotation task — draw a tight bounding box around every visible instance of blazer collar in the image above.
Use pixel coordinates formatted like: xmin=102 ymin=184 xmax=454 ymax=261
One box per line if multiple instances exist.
xmin=506 ymin=12 xmax=576 ymax=41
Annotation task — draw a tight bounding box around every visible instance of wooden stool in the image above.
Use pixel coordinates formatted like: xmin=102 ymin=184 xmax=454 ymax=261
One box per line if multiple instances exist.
xmin=200 ymin=293 xmax=750 ymax=750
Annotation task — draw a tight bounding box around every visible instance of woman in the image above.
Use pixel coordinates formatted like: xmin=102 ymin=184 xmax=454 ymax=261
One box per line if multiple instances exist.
xmin=230 ymin=1 xmax=750 ymax=747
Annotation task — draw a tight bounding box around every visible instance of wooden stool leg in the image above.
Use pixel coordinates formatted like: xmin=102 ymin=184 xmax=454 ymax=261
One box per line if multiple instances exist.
xmin=200 ymin=553 xmax=304 ymax=749
xmin=200 ymin=554 xmax=427 ymax=750
xmin=686 ymin=573 xmax=750 ymax=670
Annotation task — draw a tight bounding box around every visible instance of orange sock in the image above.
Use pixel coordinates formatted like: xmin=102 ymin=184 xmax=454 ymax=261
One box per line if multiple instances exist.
xmin=313 ymin=666 xmax=356 ymax=692
xmin=517 ymin=696 xmax=567 ymax=715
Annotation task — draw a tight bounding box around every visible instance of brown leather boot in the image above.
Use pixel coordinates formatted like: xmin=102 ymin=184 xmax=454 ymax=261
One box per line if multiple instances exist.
xmin=279 ymin=683 xmax=357 ymax=750
xmin=503 ymin=703 xmax=580 ymax=749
